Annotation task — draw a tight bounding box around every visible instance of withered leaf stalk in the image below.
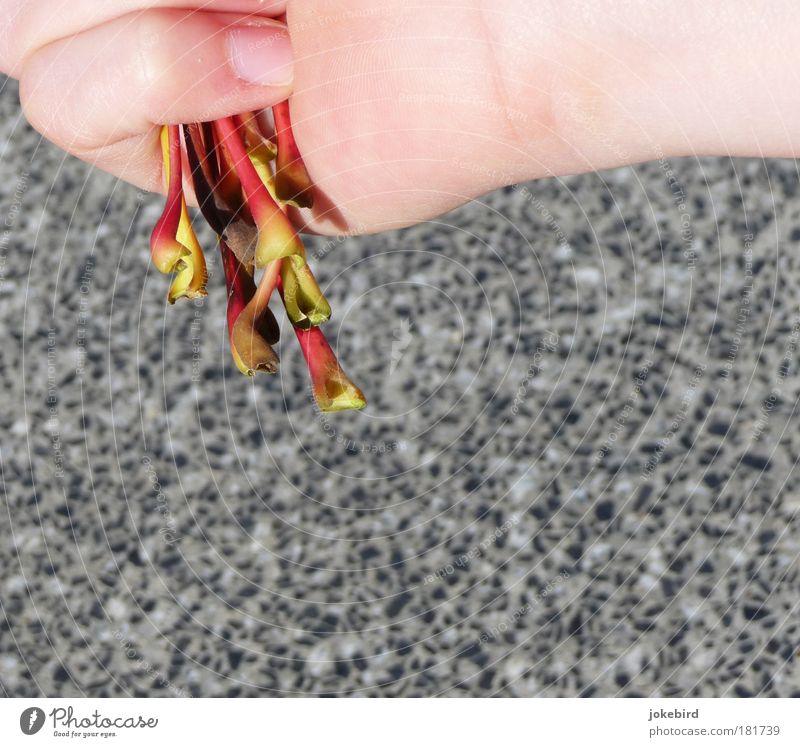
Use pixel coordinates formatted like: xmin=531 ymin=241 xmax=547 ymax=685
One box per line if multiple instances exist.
xmin=149 ymin=104 xmax=365 ymax=412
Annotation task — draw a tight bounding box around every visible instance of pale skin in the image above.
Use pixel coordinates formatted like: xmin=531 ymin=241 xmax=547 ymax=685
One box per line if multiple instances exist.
xmin=1 ymin=0 xmax=798 ymax=235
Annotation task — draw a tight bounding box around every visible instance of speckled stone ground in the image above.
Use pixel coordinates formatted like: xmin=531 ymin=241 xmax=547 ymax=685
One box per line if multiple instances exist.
xmin=0 ymin=76 xmax=798 ymax=697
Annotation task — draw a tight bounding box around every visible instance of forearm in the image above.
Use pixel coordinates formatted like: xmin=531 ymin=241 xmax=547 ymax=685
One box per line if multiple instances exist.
xmin=485 ymin=0 xmax=800 ymax=181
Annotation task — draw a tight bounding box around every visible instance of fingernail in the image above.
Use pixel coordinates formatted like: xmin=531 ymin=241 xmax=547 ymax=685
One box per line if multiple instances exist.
xmin=227 ymin=22 xmax=293 ymax=87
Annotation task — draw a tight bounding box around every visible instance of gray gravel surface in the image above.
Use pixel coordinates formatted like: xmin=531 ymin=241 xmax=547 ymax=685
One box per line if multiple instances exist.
xmin=0 ymin=76 xmax=798 ymax=697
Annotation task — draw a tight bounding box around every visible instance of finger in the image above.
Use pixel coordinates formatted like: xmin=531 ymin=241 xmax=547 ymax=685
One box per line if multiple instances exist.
xmin=19 ymin=9 xmax=294 ymax=190
xmin=0 ymin=0 xmax=287 ymax=77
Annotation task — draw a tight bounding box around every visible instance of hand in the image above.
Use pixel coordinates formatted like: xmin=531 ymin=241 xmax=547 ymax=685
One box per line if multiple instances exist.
xmin=5 ymin=0 xmax=800 ymax=237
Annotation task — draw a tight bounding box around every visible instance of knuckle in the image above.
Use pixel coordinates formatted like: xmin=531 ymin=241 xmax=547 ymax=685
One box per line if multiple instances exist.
xmin=133 ymin=12 xmax=168 ymax=89
xmin=0 ymin=4 xmax=30 ymax=77
xmin=131 ymin=11 xmax=183 ymax=122
xmin=19 ymin=53 xmax=95 ymax=153
xmin=18 ymin=67 xmax=54 ymax=142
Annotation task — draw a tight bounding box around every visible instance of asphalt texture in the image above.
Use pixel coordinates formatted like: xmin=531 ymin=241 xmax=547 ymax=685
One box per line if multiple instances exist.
xmin=0 ymin=77 xmax=798 ymax=696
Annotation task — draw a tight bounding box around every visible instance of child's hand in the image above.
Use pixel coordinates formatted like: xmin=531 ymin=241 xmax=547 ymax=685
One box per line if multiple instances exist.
xmin=5 ymin=0 xmax=800 ymax=237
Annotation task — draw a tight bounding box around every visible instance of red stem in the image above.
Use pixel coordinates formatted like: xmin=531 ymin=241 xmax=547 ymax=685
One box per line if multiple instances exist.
xmin=220 ymin=240 xmax=256 ymax=335
xmin=150 ymin=125 xmax=183 ymax=253
xmin=278 ymin=277 xmax=332 ymax=377
xmin=295 ymin=325 xmax=334 ymax=381
xmin=213 ymin=116 xmax=283 ymax=228
xmin=273 ymin=101 xmax=303 ymax=165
